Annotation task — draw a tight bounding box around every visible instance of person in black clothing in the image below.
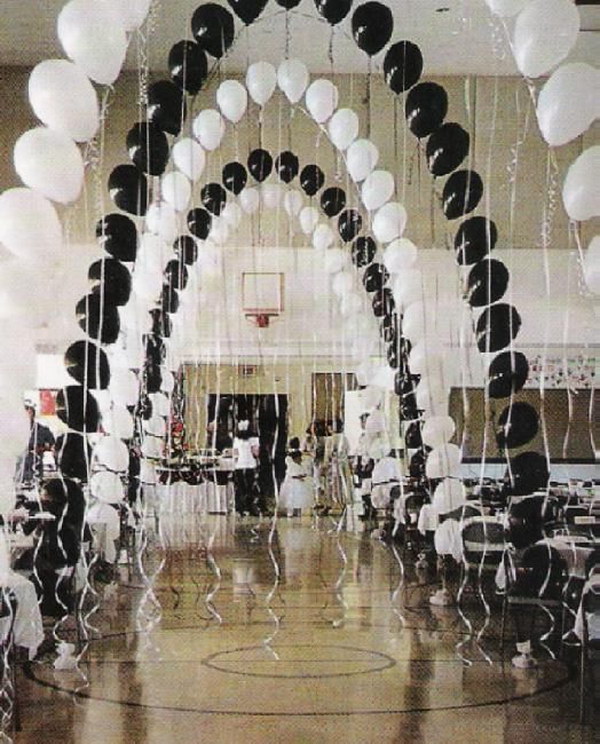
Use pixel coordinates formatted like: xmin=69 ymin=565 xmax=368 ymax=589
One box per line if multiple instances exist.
xmin=17 ymin=402 xmax=55 ymax=484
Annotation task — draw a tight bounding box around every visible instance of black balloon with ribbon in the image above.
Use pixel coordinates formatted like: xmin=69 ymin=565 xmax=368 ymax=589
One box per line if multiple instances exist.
xmin=55 ymin=434 xmax=91 ymax=481
xmin=88 ymin=258 xmax=131 ymax=307
xmin=108 ymin=165 xmax=148 ymax=216
xmin=276 ymin=0 xmax=302 ymax=6
xmin=227 ymin=0 xmax=268 ymax=25
xmin=192 ymin=3 xmax=235 ymax=58
xmin=371 ymin=287 xmax=395 ymax=317
xmin=150 ymin=309 xmax=173 ymax=338
xmin=126 ymin=121 xmax=169 ymax=176
xmin=504 ymin=451 xmax=549 ymax=496
xmin=496 ymin=401 xmax=539 ymax=450
xmin=161 ymin=285 xmax=180 ymax=315
xmin=387 ymin=341 xmax=399 ymax=369
xmin=352 ymin=2 xmax=393 ymax=56
xmin=248 ymin=148 xmax=273 ymax=182
xmin=320 ymin=187 xmax=346 ymax=217
xmin=76 ymin=294 xmax=120 ymax=344
xmin=64 ymin=340 xmax=110 ymax=390
xmin=405 ymin=421 xmax=423 ymax=449
xmin=363 ymin=263 xmax=389 ymax=293
xmin=145 ymin=335 xmax=166 ymax=366
xmin=314 ymin=0 xmax=352 ymax=25
xmin=380 ymin=313 xmax=397 ymax=344
xmin=426 ymin=123 xmax=470 ymax=177
xmin=222 ymin=161 xmax=248 ymax=194
xmin=275 ymin=151 xmax=300 ymax=183
xmin=442 ymin=169 xmax=483 ymax=220
xmin=454 ymin=216 xmax=497 ymax=265
xmin=466 ymin=258 xmax=509 ymax=307
xmin=147 ymin=81 xmax=187 ymax=136
xmin=338 ymin=209 xmax=363 ymax=243
xmin=384 ymin=41 xmax=423 ymax=94
xmin=174 ymin=235 xmax=198 ymax=265
xmin=300 ymin=164 xmax=325 ymax=196
xmin=487 ymin=351 xmax=529 ymax=399
xmin=475 ymin=303 xmax=521 ymax=353
xmin=351 ymin=235 xmax=376 ymax=267
xmin=187 ymin=208 xmax=212 ymax=239
xmin=165 ymin=259 xmax=189 ymax=290
xmin=144 ymin=363 xmax=163 ymax=394
xmin=135 ymin=394 xmax=154 ymax=421
xmin=201 ymin=182 xmax=227 ymax=215
xmin=95 ymin=214 xmax=138 ymax=262
xmin=56 ymin=386 xmax=100 ymax=433
xmin=168 ymin=40 xmax=208 ymax=95
xmin=405 ymin=82 xmax=448 ymax=138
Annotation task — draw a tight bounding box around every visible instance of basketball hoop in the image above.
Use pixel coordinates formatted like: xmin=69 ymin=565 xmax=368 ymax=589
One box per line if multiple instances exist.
xmin=245 ymin=312 xmax=278 ymax=328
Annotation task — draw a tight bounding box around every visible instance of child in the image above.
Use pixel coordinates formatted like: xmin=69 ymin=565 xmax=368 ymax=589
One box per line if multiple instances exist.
xmin=280 ymin=447 xmax=313 ymax=517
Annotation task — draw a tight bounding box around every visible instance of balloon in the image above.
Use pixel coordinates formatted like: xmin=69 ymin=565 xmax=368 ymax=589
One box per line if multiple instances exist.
xmin=505 ymin=451 xmax=549 ymax=496
xmin=405 ymin=82 xmax=448 ymax=138
xmin=89 ymin=258 xmax=131 ymax=306
xmin=312 ymin=224 xmax=336 ymax=251
xmin=0 ymin=188 xmax=63 ymax=260
xmin=346 ymin=139 xmax=379 ymax=182
xmin=300 ymin=164 xmax=325 ymax=196
xmin=487 ymin=350 xmax=529 ymax=399
xmin=432 ymin=478 xmax=466 ymax=515
xmin=192 ymin=3 xmax=235 ymax=58
xmin=314 ymin=0 xmax=352 ymax=25
xmin=562 ymin=146 xmax=600 ymax=222
xmin=321 ymin=187 xmax=347 ymax=217
xmin=93 ymin=435 xmax=129 ymax=472
xmin=392 ymin=268 xmax=424 ymax=308
xmin=496 ymin=401 xmax=539 ymax=449
xmin=240 ymin=188 xmax=261 ymax=214
xmin=96 ymin=214 xmax=137 ymax=262
xmin=332 ymin=270 xmax=354 ymax=297
xmin=536 ymin=63 xmax=600 ymax=147
xmin=246 ymin=61 xmax=277 ymax=105
xmin=384 ymin=41 xmax=423 ymax=94
xmin=173 ymin=137 xmax=206 ymax=182
xmin=425 ymin=444 xmax=461 ymax=478
xmin=126 ymin=121 xmax=169 ymax=176
xmin=217 ymin=80 xmax=248 ymax=123
xmin=455 ymin=216 xmax=498 ymax=265
xmin=305 ymin=79 xmax=339 ymax=123
xmin=299 ymin=206 xmax=320 ymax=234
xmin=108 ymin=165 xmax=149 ymax=216
xmin=193 ymin=109 xmax=225 ymax=151
xmin=165 ymin=259 xmax=189 ymax=291
xmin=150 ymin=307 xmax=174 ymax=336
xmin=372 ymin=202 xmax=407 ymax=243
xmin=209 ymin=216 xmax=230 ymax=245
xmin=248 ymin=149 xmax=273 ymax=182
xmin=361 ymin=170 xmax=394 ymax=211
xmin=475 ymin=303 xmax=521 ymax=353
xmin=277 ymin=58 xmax=310 ymax=104
xmin=147 ymin=81 xmax=187 ymax=136
xmin=187 ymin=208 xmax=212 ymax=239
xmin=382 ymin=238 xmax=417 ymax=272
xmin=275 ymin=151 xmax=300 ymax=183
xmin=201 ymin=183 xmax=227 ymax=215
xmin=223 ymin=161 xmax=248 ymax=194
xmin=351 ymin=236 xmax=376 ymax=267
xmin=57 ymin=0 xmax=127 ymax=85
xmin=90 ymin=470 xmax=125 ymax=502
xmin=109 ymin=366 xmax=139 ymax=405
xmin=64 ymin=340 xmax=110 ymax=389
xmin=513 ymin=0 xmax=580 ymax=79
xmin=371 ymin=287 xmax=395 ymax=318
xmin=261 ymin=183 xmax=283 ymax=209
xmin=55 ymin=433 xmax=91 ymax=481
xmin=352 ymin=2 xmax=393 ymax=56
xmin=56 ymin=385 xmax=100 ymax=432
xmin=402 ymin=301 xmax=430 ymax=342
xmin=284 ymin=190 xmax=304 ymax=217
xmin=28 ymin=59 xmax=99 ymax=142
xmin=76 ymin=293 xmax=121 ymax=343
xmin=276 ymin=0 xmax=302 ymax=6
xmin=101 ymin=406 xmax=134 ymax=440
xmin=174 ymin=235 xmax=198 ymax=265
xmin=227 ymin=0 xmax=268 ymax=24
xmin=426 ymin=123 xmax=469 ymax=177
xmin=112 ymin=0 xmax=151 ymax=31
xmin=442 ymin=170 xmax=483 ymax=220
xmin=422 ymin=415 xmax=456 ymax=448
xmin=323 ymin=247 xmax=347 ymax=273
xmin=161 ymin=284 xmax=180 ymax=315
xmin=168 ymin=40 xmax=207 ymax=94
xmin=131 ymin=264 xmax=162 ymax=302
xmin=338 ymin=210 xmax=363 ymax=242
xmin=222 ymin=202 xmax=243 ymax=229
xmin=484 ymin=0 xmax=530 ymax=16
xmin=162 ymin=172 xmax=191 ymax=212
xmin=13 ymin=127 xmax=84 ymax=205
xmin=328 ymin=109 xmax=359 ymax=151
xmin=363 ymin=263 xmax=389 ymax=293
xmin=380 ymin=312 xmax=398 ymax=343
xmin=466 ymin=258 xmax=509 ymax=307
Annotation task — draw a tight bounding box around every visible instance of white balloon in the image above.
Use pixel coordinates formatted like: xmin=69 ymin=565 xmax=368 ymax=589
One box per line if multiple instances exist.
xmin=111 ymin=0 xmax=151 ymax=30
xmin=372 ymin=202 xmax=407 ymax=243
xmin=299 ymin=206 xmax=320 ymax=234
xmin=139 ymin=459 xmax=157 ymax=484
xmin=136 ymin=232 xmax=172 ymax=274
xmin=246 ymin=62 xmax=277 ymax=106
xmin=562 ymin=146 xmax=600 ymax=222
xmin=340 ymin=291 xmax=363 ymax=317
xmin=216 ymin=80 xmax=248 ymax=124
xmin=149 ymin=392 xmax=170 ymax=418
xmin=421 ymin=416 xmax=456 ymax=448
xmin=102 ymin=405 xmax=134 ymax=439
xmin=161 ymin=172 xmax=191 ymax=212
xmin=277 ymin=58 xmax=309 ymax=104
xmin=392 ymin=269 xmax=424 ymax=308
xmin=131 ymin=265 xmax=162 ymax=301
xmin=584 ymin=265 xmax=600 ymax=294
xmin=409 ymin=340 xmax=444 ymax=376
xmin=484 ymin=0 xmax=531 ymax=16
xmin=416 ymin=381 xmax=449 ymax=417
xmin=173 ymin=137 xmax=206 ymax=182
xmin=432 ymin=478 xmax=466 ymax=515
xmin=144 ymin=415 xmax=167 ymax=438
xmin=193 ymin=109 xmax=225 ymax=151
xmin=537 ymin=64 xmax=599 ymax=147
xmin=90 ymin=470 xmax=124 ymax=502
xmin=0 ymin=188 xmax=62 ymax=260
xmin=283 ymin=190 xmax=304 ymax=217
xmin=328 ymin=108 xmax=359 ymax=151
xmin=362 ymin=170 xmax=395 ymax=211
xmin=240 ymin=188 xmax=260 ymax=214
xmin=141 ymin=436 xmax=162 ymax=459
xmin=209 ymin=216 xmax=230 ymax=245
xmin=323 ymin=247 xmax=347 ymax=274
xmin=383 ymin=238 xmax=418 ymax=273
xmin=313 ymin=224 xmax=335 ymax=251
xmin=57 ymin=0 xmax=127 ymax=85
xmin=513 ymin=0 xmax=580 ymax=79
xmin=160 ymin=368 xmax=175 ymax=394
xmin=583 ymin=235 xmax=600 ymax=292
xmin=305 ymin=79 xmax=339 ymax=123
xmin=93 ymin=435 xmax=129 ymax=472
xmin=145 ymin=201 xmax=178 ymax=243
xmin=332 ymin=270 xmax=354 ymax=297
xmin=222 ymin=202 xmax=243 ymax=229
xmin=425 ymin=444 xmax=461 ymax=479
xmin=346 ymin=139 xmax=379 ymax=182
xmin=261 ymin=183 xmax=283 ymax=209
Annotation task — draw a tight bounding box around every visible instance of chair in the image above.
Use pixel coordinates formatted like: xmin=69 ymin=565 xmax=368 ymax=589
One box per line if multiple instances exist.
xmin=457 ymin=517 xmax=506 ymax=603
xmin=579 ymin=579 xmax=600 ymax=723
xmin=507 ymin=495 xmax=562 ymax=549
xmin=0 ymin=588 xmax=21 ymax=732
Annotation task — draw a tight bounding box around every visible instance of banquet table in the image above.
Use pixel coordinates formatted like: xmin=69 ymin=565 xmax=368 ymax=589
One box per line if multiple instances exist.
xmin=0 ymin=570 xmax=44 ymax=660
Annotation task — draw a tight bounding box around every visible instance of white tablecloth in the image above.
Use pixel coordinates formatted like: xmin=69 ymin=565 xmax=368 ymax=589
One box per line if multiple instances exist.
xmin=574 ymin=574 xmax=600 ymax=640
xmin=0 ymin=571 xmax=44 ymax=660
xmin=86 ymin=502 xmax=120 ymax=563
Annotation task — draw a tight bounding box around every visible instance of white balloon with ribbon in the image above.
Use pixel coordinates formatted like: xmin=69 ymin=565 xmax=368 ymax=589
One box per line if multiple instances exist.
xmin=425 ymin=444 xmax=461 ymax=478
xmin=383 ymin=238 xmax=418 ymax=273
xmin=283 ymin=190 xmax=304 ymax=217
xmin=173 ymin=137 xmax=206 ymax=182
xmin=305 ymin=79 xmax=339 ymax=123
xmin=240 ymin=187 xmax=260 ymax=214
xmin=421 ymin=415 xmax=456 ymax=448
xmin=0 ymin=188 xmax=63 ymax=260
xmin=161 ymin=171 xmax=191 ymax=212
xmin=346 ymin=139 xmax=379 ymax=182
xmin=562 ymin=146 xmax=600 ymax=221
xmin=372 ymin=202 xmax=407 ymax=242
xmin=93 ymin=434 xmax=129 ymax=472
xmin=246 ymin=61 xmax=277 ymax=106
xmin=193 ymin=109 xmax=225 ymax=151
xmin=299 ymin=206 xmax=320 ymax=234
xmin=361 ymin=170 xmax=395 ymax=211
xmin=312 ymin=224 xmax=336 ymax=251
xmin=277 ymin=58 xmax=309 ymax=104
xmin=328 ymin=109 xmax=359 ymax=151
xmin=216 ymin=80 xmax=248 ymax=124
xmin=323 ymin=247 xmax=347 ymax=274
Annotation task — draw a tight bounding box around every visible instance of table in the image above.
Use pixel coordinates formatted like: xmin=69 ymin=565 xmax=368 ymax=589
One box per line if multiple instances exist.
xmin=0 ymin=571 xmax=44 ymax=660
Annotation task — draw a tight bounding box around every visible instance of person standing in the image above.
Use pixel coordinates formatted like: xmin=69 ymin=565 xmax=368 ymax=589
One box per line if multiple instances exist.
xmin=232 ymin=421 xmax=259 ymax=516
xmin=17 ymin=400 xmax=55 ymax=485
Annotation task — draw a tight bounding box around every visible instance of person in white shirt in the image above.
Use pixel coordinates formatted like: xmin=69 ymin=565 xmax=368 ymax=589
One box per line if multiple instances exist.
xmin=280 ymin=442 xmax=313 ymax=517
xmin=232 ymin=421 xmax=259 ymax=516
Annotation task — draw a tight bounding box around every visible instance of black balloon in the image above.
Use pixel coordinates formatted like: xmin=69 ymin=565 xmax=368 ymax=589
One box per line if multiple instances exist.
xmin=64 ymin=341 xmax=110 ymax=390
xmin=475 ymin=303 xmax=521 ymax=353
xmin=426 ymin=123 xmax=470 ymax=177
xmin=300 ymin=164 xmax=325 ymax=196
xmin=222 ymin=161 xmax=248 ymax=194
xmin=149 ymin=308 xmax=173 ymax=338
xmin=496 ymin=401 xmax=539 ymax=450
xmin=466 ymin=258 xmax=509 ymax=308
xmin=487 ymin=351 xmax=529 ymax=399
xmin=386 ymin=342 xmax=399 ymax=368
xmin=168 ymin=40 xmax=208 ymax=94
xmin=56 ymin=386 xmax=100 ymax=432
xmin=275 ymin=151 xmax=300 ymax=183
xmin=144 ymin=335 xmax=166 ymax=366
xmin=455 ymin=216 xmax=498 ymax=266
xmin=88 ymin=258 xmax=131 ymax=307
xmin=108 ymin=165 xmax=148 ymax=216
xmin=408 ymin=449 xmax=427 ymax=478
xmin=314 ymin=0 xmax=352 ymax=25
xmin=384 ymin=40 xmax=423 ymax=94
xmin=351 ymin=235 xmax=376 ymax=267
xmin=352 ymin=2 xmax=393 ymax=56
xmin=187 ymin=208 xmax=212 ymax=239
xmin=174 ymin=235 xmax=198 ymax=265
xmin=442 ymin=169 xmax=483 ymax=220
xmin=248 ymin=148 xmax=273 ymax=182
xmin=95 ymin=214 xmax=137 ymax=262
xmin=147 ymin=81 xmax=187 ymax=136
xmin=126 ymin=121 xmax=169 ymax=176
xmin=372 ymin=287 xmax=395 ymax=317
xmin=76 ymin=294 xmax=120 ymax=344
xmin=144 ymin=363 xmax=163 ymax=394
xmin=161 ymin=285 xmax=180 ymax=314
xmin=165 ymin=259 xmax=189 ymax=290
xmin=276 ymin=0 xmax=302 ymax=6
xmin=192 ymin=3 xmax=235 ymax=58
xmin=320 ymin=187 xmax=346 ymax=217
xmin=405 ymin=82 xmax=448 ymax=139
xmin=55 ymin=433 xmax=91 ymax=481
xmin=405 ymin=421 xmax=423 ymax=449
xmin=338 ymin=209 xmax=362 ymax=242
xmin=135 ymin=394 xmax=154 ymax=421
xmin=227 ymin=0 xmax=268 ymax=25
xmin=363 ymin=263 xmax=389 ymax=293
xmin=505 ymin=451 xmax=549 ymax=496
xmin=201 ymin=182 xmax=227 ymax=215
xmin=380 ymin=313 xmax=397 ymax=344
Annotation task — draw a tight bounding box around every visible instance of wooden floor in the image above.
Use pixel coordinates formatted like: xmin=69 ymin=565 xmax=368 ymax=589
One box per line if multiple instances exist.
xmin=11 ymin=513 xmax=599 ymax=743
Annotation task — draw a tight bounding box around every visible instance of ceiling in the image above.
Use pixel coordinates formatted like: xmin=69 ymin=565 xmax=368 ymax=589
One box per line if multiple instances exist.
xmin=0 ymin=0 xmax=598 ymax=77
